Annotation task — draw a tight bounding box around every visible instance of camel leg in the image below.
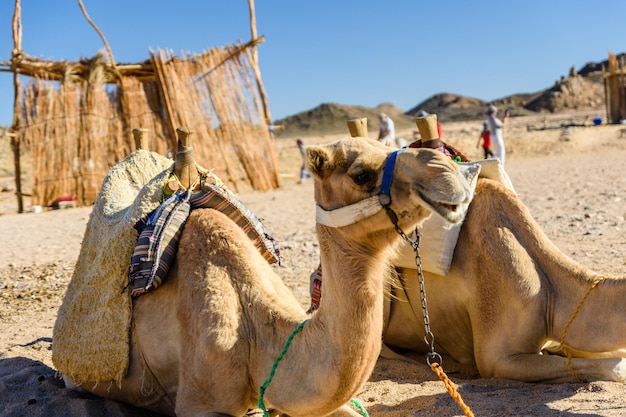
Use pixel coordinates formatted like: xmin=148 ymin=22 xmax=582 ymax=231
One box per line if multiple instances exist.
xmin=469 ymin=285 xmax=626 ymax=383
xmin=168 ymin=403 xmax=284 ymax=416
xmin=476 ymin=349 xmax=626 ymax=383
xmin=61 ymin=335 xmax=175 ymax=415
xmin=173 ymin=396 xmax=365 ymax=416
xmin=472 ymin=310 xmax=626 ymax=382
xmin=329 ymin=403 xmax=369 ymax=416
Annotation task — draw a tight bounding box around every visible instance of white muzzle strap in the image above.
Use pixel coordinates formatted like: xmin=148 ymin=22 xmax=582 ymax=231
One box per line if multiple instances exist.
xmin=315 ymin=147 xmax=403 ymax=228
xmin=315 ymin=195 xmax=383 ymax=228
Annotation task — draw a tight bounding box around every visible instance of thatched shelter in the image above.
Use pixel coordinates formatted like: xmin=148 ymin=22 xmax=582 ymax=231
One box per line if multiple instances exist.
xmin=1 ymin=0 xmax=281 ymax=212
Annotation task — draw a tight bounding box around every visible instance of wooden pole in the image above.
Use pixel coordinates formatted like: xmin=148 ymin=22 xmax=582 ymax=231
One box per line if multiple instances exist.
xmin=10 ymin=0 xmax=23 ymax=213
xmin=414 ymin=113 xmax=454 ymax=153
xmin=347 ymin=117 xmax=368 ymax=138
xmin=602 ymin=62 xmax=610 ymax=124
xmin=615 ymin=57 xmax=626 ymax=123
xmin=77 ymin=0 xmax=121 ymax=80
xmin=606 ymin=53 xmax=624 ymax=124
xmin=247 ymin=0 xmax=272 ymax=125
xmin=174 ymin=126 xmax=199 ymax=190
xmin=415 ymin=114 xmax=440 ymax=141
xmin=132 ymin=128 xmax=149 ymax=150
xmin=151 ymin=50 xmax=177 ymax=150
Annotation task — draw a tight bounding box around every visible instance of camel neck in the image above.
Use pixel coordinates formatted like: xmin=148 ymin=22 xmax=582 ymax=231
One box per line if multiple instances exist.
xmin=313 ymin=226 xmax=389 ymax=352
xmin=257 ymin=226 xmax=393 ymax=415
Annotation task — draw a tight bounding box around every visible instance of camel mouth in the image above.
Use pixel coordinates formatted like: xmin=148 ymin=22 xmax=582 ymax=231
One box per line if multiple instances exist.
xmin=417 ymin=192 xmax=463 ymax=223
xmin=440 ymin=202 xmax=460 ymax=212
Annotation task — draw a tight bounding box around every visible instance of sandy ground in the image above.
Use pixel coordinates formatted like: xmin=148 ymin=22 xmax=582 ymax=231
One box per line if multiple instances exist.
xmin=1 ymin=111 xmax=626 ymax=416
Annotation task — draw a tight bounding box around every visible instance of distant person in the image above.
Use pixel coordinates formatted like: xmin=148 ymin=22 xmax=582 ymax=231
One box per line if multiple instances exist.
xmin=377 ymin=113 xmax=395 ymax=146
xmin=296 ymin=138 xmax=311 ymax=183
xmin=416 ymin=110 xmax=443 ymax=138
xmin=486 ymin=105 xmax=510 ymax=166
xmin=476 ymin=120 xmax=494 ymax=159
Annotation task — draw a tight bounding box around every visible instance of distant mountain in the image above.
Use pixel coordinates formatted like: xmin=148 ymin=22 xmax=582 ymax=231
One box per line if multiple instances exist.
xmin=273 ymin=55 xmax=616 ymax=138
xmin=524 ymin=75 xmax=604 ymax=112
xmin=273 ymin=102 xmax=415 ymax=138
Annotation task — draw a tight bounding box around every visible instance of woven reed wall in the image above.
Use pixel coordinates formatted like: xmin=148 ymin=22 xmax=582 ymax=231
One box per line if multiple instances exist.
xmin=15 ymin=44 xmax=280 ymax=207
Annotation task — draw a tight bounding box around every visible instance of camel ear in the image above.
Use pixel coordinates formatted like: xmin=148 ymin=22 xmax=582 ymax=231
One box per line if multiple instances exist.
xmin=306 ymin=145 xmax=333 ymax=179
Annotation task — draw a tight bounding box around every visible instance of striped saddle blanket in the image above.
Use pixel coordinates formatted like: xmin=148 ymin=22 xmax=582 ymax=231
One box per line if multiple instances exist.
xmin=128 ymin=181 xmax=280 ymax=297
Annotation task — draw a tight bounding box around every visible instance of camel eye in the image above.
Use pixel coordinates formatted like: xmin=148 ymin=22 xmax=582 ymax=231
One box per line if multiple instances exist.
xmin=352 ymin=170 xmax=375 ymax=186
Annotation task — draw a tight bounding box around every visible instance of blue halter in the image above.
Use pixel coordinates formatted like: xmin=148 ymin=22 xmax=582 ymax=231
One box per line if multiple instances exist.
xmin=379 ymin=147 xmax=404 ymax=207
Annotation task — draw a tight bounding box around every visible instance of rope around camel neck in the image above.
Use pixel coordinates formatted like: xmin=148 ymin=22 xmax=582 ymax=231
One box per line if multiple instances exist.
xmin=258 ymin=319 xmax=369 ymax=417
xmin=258 ymin=320 xmax=309 ymax=415
xmin=558 ymin=275 xmax=606 ymax=382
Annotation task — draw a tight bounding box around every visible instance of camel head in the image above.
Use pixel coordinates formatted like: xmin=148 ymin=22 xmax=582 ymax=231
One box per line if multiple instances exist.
xmin=306 ymin=136 xmax=470 ymax=241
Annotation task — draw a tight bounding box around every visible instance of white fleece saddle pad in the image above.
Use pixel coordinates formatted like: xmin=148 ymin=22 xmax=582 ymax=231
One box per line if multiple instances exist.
xmin=392 ymin=158 xmax=515 ymax=275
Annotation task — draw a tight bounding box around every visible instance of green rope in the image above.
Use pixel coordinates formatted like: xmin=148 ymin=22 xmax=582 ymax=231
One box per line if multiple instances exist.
xmin=259 ymin=319 xmax=309 ymax=416
xmin=351 ymin=399 xmax=370 ymax=417
xmin=257 ymin=318 xmax=369 ymax=417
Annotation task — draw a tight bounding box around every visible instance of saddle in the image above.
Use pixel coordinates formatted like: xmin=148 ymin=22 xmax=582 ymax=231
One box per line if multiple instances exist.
xmin=128 ymin=174 xmax=280 ymax=297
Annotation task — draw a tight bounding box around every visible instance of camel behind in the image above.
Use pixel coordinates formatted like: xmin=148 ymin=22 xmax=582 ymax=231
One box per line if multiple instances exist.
xmin=52 ymin=148 xmax=278 ymax=385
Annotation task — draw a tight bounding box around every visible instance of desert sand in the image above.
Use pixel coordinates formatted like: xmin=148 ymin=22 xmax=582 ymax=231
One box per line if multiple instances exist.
xmin=1 ymin=111 xmax=626 ymax=416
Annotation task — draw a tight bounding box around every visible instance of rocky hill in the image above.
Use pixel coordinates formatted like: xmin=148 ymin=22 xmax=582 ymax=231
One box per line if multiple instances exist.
xmin=273 ymin=102 xmax=416 ymax=138
xmin=275 ymin=55 xmax=617 ymax=138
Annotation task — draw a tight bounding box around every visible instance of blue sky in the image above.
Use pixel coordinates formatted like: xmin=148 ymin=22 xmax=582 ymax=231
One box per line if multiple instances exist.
xmin=1 ymin=1 xmax=625 ymax=126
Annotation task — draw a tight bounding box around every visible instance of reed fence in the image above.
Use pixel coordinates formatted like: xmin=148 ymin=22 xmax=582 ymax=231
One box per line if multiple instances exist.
xmin=2 ymin=0 xmax=280 ymax=211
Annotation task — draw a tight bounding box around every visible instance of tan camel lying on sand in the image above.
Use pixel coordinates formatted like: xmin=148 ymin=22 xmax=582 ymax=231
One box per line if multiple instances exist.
xmin=62 ymin=137 xmax=470 ymax=416
xmin=383 ymin=176 xmax=626 ymax=383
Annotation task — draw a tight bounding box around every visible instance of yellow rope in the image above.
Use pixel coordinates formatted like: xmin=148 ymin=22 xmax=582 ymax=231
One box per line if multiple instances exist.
xmin=557 ymin=275 xmax=606 ymax=382
xmin=431 ymin=362 xmax=475 ymax=417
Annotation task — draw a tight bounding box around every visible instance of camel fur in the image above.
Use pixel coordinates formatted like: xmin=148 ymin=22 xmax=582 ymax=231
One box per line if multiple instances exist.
xmin=384 ymin=177 xmax=626 ymax=383
xmin=60 ymin=137 xmax=470 ymax=416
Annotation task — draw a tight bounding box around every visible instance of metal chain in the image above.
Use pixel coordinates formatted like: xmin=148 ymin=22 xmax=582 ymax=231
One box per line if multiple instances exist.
xmin=385 ymin=206 xmax=443 ymax=366
xmin=412 ymin=231 xmax=443 ymax=366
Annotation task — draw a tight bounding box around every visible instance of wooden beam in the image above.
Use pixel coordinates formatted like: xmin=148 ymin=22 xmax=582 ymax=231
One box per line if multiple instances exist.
xmin=248 ymin=0 xmax=272 ymax=125
xmin=174 ymin=126 xmax=199 ymax=190
xmin=347 ymin=117 xmax=368 ymax=138
xmin=77 ymin=0 xmax=121 ymax=80
xmin=11 ymin=0 xmax=24 ymax=213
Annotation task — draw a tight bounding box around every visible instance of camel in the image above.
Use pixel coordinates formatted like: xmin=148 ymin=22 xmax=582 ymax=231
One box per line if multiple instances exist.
xmin=61 ymin=136 xmax=471 ymax=416
xmin=336 ymin=115 xmax=626 ymax=384
xmin=383 ymin=176 xmax=626 ymax=383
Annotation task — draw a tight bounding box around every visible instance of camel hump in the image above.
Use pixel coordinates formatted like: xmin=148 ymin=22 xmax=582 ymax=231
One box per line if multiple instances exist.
xmin=180 ymin=209 xmax=260 ymax=262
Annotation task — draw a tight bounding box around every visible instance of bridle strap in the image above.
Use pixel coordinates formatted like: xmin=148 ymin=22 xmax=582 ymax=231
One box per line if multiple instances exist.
xmin=315 ymin=147 xmax=404 ymax=228
xmin=315 ymin=195 xmax=382 ymax=228
xmin=379 ymin=147 xmax=402 ymax=207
